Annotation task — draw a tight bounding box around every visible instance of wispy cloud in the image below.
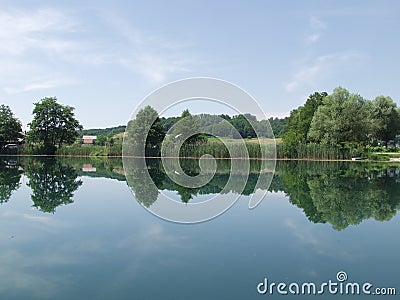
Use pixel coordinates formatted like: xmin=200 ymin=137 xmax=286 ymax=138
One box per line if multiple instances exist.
xmin=306 ymin=33 xmax=320 ymax=44
xmin=0 ymin=8 xmax=193 ymax=94
xmin=4 ymin=77 xmax=76 ymax=94
xmin=305 ymin=16 xmax=326 ymax=45
xmin=309 ymin=16 xmax=327 ymax=30
xmin=285 ymin=51 xmax=367 ymax=92
xmin=0 ymin=8 xmax=75 ymax=55
xmin=104 ymin=13 xmax=192 ymax=84
xmin=0 ymin=9 xmax=80 ymax=94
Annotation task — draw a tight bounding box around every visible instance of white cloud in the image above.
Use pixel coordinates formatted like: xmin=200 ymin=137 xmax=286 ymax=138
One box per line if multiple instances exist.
xmin=0 ymin=8 xmax=75 ymax=55
xmin=0 ymin=9 xmax=80 ymax=94
xmin=104 ymin=13 xmax=192 ymax=84
xmin=4 ymin=77 xmax=76 ymax=94
xmin=285 ymin=65 xmax=320 ymax=92
xmin=309 ymin=16 xmax=327 ymax=30
xmin=0 ymin=8 xmax=193 ymax=94
xmin=305 ymin=17 xmax=326 ymax=45
xmin=285 ymin=51 xmax=367 ymax=92
xmin=306 ymin=33 xmax=320 ymax=44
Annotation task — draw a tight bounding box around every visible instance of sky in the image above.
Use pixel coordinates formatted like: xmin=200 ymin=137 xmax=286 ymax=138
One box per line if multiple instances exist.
xmin=1 ymin=0 xmax=400 ymax=129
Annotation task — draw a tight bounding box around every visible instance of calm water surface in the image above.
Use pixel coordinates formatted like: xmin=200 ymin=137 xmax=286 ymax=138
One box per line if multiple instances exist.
xmin=0 ymin=157 xmax=399 ymax=299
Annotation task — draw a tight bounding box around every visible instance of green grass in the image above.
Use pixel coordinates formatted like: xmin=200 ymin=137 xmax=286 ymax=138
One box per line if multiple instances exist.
xmin=55 ymin=144 xmax=122 ymax=157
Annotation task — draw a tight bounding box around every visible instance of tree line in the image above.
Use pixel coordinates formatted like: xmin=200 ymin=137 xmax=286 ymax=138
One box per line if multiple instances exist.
xmin=2 ymin=87 xmax=399 ymax=157
xmin=282 ymin=88 xmax=400 ymax=157
xmin=125 ymin=106 xmax=277 ymax=156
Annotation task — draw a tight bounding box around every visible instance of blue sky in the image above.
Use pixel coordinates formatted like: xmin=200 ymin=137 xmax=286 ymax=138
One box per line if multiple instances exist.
xmin=1 ymin=0 xmax=399 ymax=129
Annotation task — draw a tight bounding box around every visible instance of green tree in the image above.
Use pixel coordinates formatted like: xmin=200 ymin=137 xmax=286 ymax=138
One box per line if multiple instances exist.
xmin=229 ymin=114 xmax=257 ymax=138
xmin=0 ymin=105 xmax=23 ymax=149
xmin=267 ymin=117 xmax=287 ymax=138
xmin=95 ymin=135 xmax=108 ymax=146
xmin=125 ymin=105 xmax=165 ymax=156
xmin=282 ymin=130 xmax=302 ymax=157
xmin=369 ymin=96 xmax=400 ymax=146
xmin=25 ymin=158 xmax=83 ymax=213
xmin=27 ymin=97 xmax=82 ymax=154
xmin=170 ymin=109 xmax=204 ymax=144
xmin=282 ymin=91 xmax=327 ymax=156
xmin=285 ymin=92 xmax=327 ymax=141
xmin=308 ymin=87 xmax=369 ymax=145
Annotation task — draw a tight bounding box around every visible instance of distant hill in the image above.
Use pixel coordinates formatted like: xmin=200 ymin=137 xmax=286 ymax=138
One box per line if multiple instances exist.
xmin=79 ymin=125 xmax=126 ymax=138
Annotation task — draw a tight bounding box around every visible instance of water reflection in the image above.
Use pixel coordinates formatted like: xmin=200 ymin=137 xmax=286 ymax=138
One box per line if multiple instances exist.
xmin=276 ymin=161 xmax=400 ymax=230
xmin=0 ymin=159 xmax=23 ymax=203
xmin=1 ymin=157 xmax=400 ymax=230
xmin=24 ymin=158 xmax=83 ymax=213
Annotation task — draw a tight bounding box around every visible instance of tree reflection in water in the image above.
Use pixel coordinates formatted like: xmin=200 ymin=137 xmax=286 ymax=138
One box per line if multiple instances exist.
xmin=2 ymin=156 xmax=399 ymax=230
xmin=24 ymin=158 xmax=82 ymax=213
xmin=0 ymin=159 xmax=23 ymax=204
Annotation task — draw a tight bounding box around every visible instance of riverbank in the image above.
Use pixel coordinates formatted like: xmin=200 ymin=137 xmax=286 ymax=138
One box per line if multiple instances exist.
xmin=2 ymin=138 xmax=400 ymax=161
xmin=2 ymin=154 xmax=400 ymax=163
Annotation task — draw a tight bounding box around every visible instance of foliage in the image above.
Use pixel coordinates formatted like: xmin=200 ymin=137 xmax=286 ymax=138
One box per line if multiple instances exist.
xmin=158 ymin=116 xmax=180 ymax=132
xmin=80 ymin=125 xmax=126 ymax=138
xmin=369 ymin=96 xmax=400 ymax=145
xmin=169 ymin=109 xmax=205 ymax=144
xmin=267 ymin=117 xmax=287 ymax=138
xmin=228 ymin=114 xmax=257 ymax=138
xmin=308 ymin=88 xmax=369 ymax=145
xmin=364 ymin=153 xmax=391 ymax=161
xmin=125 ymin=106 xmax=165 ymax=156
xmin=281 ymin=88 xmax=400 ymax=158
xmin=27 ymin=97 xmax=82 ymax=154
xmin=284 ymin=92 xmax=327 ymax=141
xmin=282 ymin=92 xmax=327 ymax=156
xmin=0 ymin=104 xmax=23 ymax=149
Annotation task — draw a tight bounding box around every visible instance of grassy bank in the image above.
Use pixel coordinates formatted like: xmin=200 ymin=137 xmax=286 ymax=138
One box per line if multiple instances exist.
xmin=55 ymin=145 xmax=122 ymax=156
xmin=3 ymin=138 xmax=399 ymax=161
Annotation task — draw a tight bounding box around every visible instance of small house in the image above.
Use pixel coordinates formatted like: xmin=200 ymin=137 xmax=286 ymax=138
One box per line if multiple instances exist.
xmin=82 ymin=164 xmax=97 ymax=172
xmin=82 ymin=135 xmax=97 ymax=145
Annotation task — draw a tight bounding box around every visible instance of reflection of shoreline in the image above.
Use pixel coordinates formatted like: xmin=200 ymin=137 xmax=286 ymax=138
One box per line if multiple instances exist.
xmin=1 ymin=157 xmax=400 ymax=230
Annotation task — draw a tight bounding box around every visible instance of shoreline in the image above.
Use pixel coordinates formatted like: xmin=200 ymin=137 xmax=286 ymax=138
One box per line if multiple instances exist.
xmin=1 ymin=154 xmax=400 ymax=163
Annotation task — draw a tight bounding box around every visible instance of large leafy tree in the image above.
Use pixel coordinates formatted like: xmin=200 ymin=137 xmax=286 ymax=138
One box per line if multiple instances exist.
xmin=308 ymin=87 xmax=369 ymax=145
xmin=282 ymin=91 xmax=327 ymax=156
xmin=27 ymin=97 xmax=82 ymax=154
xmin=0 ymin=105 xmax=23 ymax=149
xmin=125 ymin=105 xmax=165 ymax=156
xmin=369 ymin=96 xmax=400 ymax=145
xmin=284 ymin=92 xmax=328 ymax=142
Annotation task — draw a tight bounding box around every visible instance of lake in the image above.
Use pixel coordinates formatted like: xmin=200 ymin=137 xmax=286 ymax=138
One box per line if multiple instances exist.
xmin=0 ymin=157 xmax=399 ymax=299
